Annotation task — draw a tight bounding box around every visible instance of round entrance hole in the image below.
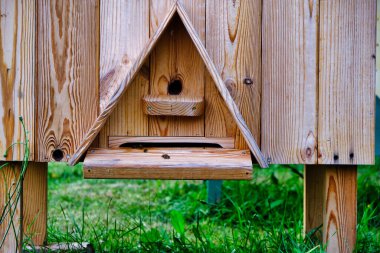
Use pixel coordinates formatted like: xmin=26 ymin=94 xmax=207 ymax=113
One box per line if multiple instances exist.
xmin=52 ymin=149 xmax=64 ymax=161
xmin=167 ymin=79 xmax=183 ymax=95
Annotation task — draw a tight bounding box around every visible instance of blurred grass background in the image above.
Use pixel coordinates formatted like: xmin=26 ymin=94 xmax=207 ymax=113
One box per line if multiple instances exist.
xmin=38 ymin=161 xmax=380 ymax=252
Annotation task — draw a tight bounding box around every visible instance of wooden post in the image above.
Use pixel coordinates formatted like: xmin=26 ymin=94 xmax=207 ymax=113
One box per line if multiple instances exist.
xmin=207 ymin=180 xmax=222 ymax=204
xmin=304 ymin=165 xmax=357 ymax=252
xmin=23 ymin=163 xmax=48 ymax=246
xmin=0 ymin=162 xmax=22 ymax=253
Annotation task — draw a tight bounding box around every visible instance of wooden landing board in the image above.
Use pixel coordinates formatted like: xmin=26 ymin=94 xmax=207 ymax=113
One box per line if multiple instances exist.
xmin=142 ymin=95 xmax=204 ymax=116
xmin=83 ymin=148 xmax=252 ymax=180
xmin=0 ymin=0 xmax=35 ymax=161
xmin=108 ymin=136 xmax=234 ymax=148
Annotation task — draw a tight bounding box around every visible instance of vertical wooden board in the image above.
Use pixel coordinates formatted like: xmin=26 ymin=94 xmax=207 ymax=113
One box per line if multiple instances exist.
xmin=149 ymin=0 xmax=205 ymax=137
xmin=98 ymin=0 xmax=150 ymax=147
xmin=262 ymin=0 xmax=318 ymax=164
xmin=0 ymin=0 xmax=35 ymax=161
xmin=319 ymin=0 xmax=376 ymax=164
xmin=323 ymin=166 xmax=357 ymax=252
xmin=0 ymin=162 xmax=22 ymax=252
xmin=205 ymin=0 xmax=261 ymax=150
xmin=23 ymin=162 xmax=47 ymax=246
xmin=36 ymin=0 xmax=99 ymax=162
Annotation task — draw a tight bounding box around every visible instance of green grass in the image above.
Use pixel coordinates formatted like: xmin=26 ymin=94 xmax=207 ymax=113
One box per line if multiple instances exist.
xmin=28 ymin=162 xmax=379 ymax=252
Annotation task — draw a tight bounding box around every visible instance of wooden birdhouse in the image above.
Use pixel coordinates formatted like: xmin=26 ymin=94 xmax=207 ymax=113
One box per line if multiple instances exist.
xmin=70 ymin=2 xmax=267 ymax=180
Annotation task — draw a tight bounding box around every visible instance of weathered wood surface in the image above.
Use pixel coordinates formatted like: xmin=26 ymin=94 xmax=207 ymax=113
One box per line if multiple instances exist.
xmin=36 ymin=0 xmax=99 ymax=162
xmin=83 ymin=148 xmax=252 ymax=180
xmin=149 ymin=0 xmax=205 ymax=136
xmin=99 ymin=0 xmax=150 ymax=147
xmin=318 ymin=0 xmax=376 ymax=164
xmin=261 ymin=0 xmax=318 ymax=164
xmin=0 ymin=162 xmax=22 ymax=252
xmin=0 ymin=0 xmax=35 ymax=161
xmin=23 ymin=162 xmax=47 ymax=246
xmin=142 ymin=95 xmax=204 ymax=116
xmin=109 ymin=136 xmax=234 ymax=149
xmin=205 ymin=0 xmax=261 ymax=150
xmin=68 ymin=4 xmax=178 ymax=165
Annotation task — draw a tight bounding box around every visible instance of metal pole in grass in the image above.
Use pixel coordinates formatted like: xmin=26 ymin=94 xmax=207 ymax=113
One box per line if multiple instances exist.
xmin=0 ymin=117 xmax=29 ymax=252
xmin=207 ymin=180 xmax=222 ymax=204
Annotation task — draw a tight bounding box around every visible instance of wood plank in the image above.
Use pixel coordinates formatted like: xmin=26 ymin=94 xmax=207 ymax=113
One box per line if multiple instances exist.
xmin=323 ymin=166 xmax=357 ymax=253
xmin=98 ymin=0 xmax=150 ymax=147
xmin=0 ymin=162 xmax=22 ymax=252
xmin=304 ymin=165 xmax=324 ymax=241
xmin=0 ymin=0 xmax=35 ymax=161
xmin=23 ymin=162 xmax=47 ymax=246
xmin=109 ymin=136 xmax=235 ymax=149
xmin=205 ymin=0 xmax=262 ymax=150
xmin=261 ymin=0 xmax=318 ymax=164
xmin=36 ymin=0 xmax=99 ymax=162
xmin=83 ymin=148 xmax=252 ymax=180
xmin=142 ymin=95 xmax=204 ymax=116
xmin=149 ymin=0 xmax=205 ymax=136
xmin=318 ymin=0 xmax=376 ymax=164
xmin=68 ymin=3 xmax=178 ymax=165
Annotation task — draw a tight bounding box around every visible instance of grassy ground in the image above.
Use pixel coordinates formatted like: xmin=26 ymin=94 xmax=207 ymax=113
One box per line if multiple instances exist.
xmin=27 ymin=162 xmax=379 ymax=252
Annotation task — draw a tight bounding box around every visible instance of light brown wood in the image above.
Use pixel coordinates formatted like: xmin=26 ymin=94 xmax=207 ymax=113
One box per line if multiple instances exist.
xmin=23 ymin=162 xmax=47 ymax=246
xmin=0 ymin=162 xmax=22 ymax=252
xmin=36 ymin=0 xmax=99 ymax=162
xmin=68 ymin=3 xmax=178 ymax=165
xmin=69 ymin=3 xmax=267 ymax=168
xmin=261 ymin=0 xmax=319 ymax=164
xmin=318 ymin=0 xmax=376 ymax=164
xmin=323 ymin=166 xmax=357 ymax=253
xmin=0 ymin=0 xmax=35 ymax=161
xmin=149 ymin=0 xmax=205 ymax=136
xmin=205 ymin=0 xmax=261 ymax=150
xmin=83 ymin=148 xmax=252 ymax=180
xmin=98 ymin=0 xmax=150 ymax=147
xmin=109 ymin=136 xmax=234 ymax=149
xmin=142 ymin=95 xmax=204 ymax=116
xmin=304 ymin=165 xmax=324 ymax=241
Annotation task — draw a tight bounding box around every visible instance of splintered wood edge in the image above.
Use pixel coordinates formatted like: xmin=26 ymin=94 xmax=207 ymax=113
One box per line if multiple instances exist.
xmin=142 ymin=95 xmax=204 ymax=116
xmin=108 ymin=136 xmax=235 ymax=148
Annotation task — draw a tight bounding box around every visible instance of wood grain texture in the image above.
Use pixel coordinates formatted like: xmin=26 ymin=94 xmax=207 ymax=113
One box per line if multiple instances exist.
xmin=149 ymin=0 xmax=205 ymax=136
xmin=83 ymin=148 xmax=252 ymax=180
xmin=0 ymin=0 xmax=35 ymax=161
xmin=205 ymin=0 xmax=261 ymax=150
xmin=304 ymin=165 xmax=324 ymax=241
xmin=23 ymin=162 xmax=47 ymax=246
xmin=98 ymin=0 xmax=150 ymax=147
xmin=0 ymin=162 xmax=21 ymax=252
xmin=261 ymin=0 xmax=318 ymax=164
xmin=109 ymin=136 xmax=234 ymax=148
xmin=36 ymin=0 xmax=99 ymax=162
xmin=142 ymin=95 xmax=204 ymax=116
xmin=323 ymin=166 xmax=357 ymax=252
xmin=318 ymin=0 xmax=376 ymax=164
xmin=68 ymin=3 xmax=178 ymax=165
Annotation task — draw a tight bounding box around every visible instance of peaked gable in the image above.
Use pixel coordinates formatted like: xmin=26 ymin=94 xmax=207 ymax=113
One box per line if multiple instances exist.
xmin=69 ymin=1 xmax=268 ymax=168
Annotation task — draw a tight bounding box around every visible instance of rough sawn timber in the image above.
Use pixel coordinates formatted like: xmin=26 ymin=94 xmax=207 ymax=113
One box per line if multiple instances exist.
xmin=142 ymin=95 xmax=204 ymax=116
xmin=83 ymin=148 xmax=252 ymax=180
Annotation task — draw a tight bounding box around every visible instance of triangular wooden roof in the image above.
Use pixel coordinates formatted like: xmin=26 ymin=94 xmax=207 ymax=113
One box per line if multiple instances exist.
xmin=68 ymin=1 xmax=268 ymax=168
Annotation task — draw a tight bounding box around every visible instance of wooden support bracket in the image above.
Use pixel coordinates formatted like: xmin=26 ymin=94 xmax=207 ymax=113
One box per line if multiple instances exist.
xmin=142 ymin=95 xmax=204 ymax=116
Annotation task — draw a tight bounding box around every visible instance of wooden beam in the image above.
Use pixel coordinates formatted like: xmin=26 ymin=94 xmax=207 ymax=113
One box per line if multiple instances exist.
xmin=23 ymin=162 xmax=47 ymax=246
xmin=109 ymin=136 xmax=234 ymax=149
xmin=0 ymin=162 xmax=22 ymax=252
xmin=304 ymin=165 xmax=357 ymax=252
xmin=83 ymin=148 xmax=252 ymax=180
xmin=142 ymin=95 xmax=204 ymax=116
